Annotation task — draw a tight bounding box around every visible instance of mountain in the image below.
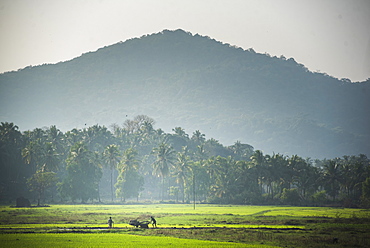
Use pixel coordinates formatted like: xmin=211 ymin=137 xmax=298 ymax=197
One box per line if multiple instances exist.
xmin=1 ymin=29 xmax=369 ymax=159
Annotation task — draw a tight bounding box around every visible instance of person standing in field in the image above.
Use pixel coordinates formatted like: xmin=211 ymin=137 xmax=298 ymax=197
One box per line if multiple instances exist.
xmin=108 ymin=216 xmax=114 ymax=228
xmin=150 ymin=216 xmax=157 ymax=228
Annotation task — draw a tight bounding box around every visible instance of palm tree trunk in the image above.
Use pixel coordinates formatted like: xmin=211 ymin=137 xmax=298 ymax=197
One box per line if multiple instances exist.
xmin=269 ymin=181 xmax=274 ymax=199
xmin=111 ymin=169 xmax=113 ymax=202
xmin=37 ymin=189 xmax=42 ymax=206
xmin=162 ymin=177 xmax=164 ymax=201
xmin=193 ymin=172 xmax=196 ymax=209
xmin=182 ymin=184 xmax=185 ymax=203
xmin=98 ymin=183 xmax=101 ymax=203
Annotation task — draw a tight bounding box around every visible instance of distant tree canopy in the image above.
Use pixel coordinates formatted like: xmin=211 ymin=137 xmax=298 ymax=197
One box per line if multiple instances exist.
xmin=1 ymin=119 xmax=369 ymax=207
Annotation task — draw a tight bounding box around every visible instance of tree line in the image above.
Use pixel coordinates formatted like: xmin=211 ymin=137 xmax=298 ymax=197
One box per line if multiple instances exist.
xmin=1 ymin=116 xmax=369 ymax=207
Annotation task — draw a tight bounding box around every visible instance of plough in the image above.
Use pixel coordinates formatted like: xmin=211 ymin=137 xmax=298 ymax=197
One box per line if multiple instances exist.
xmin=129 ymin=219 xmax=150 ymax=228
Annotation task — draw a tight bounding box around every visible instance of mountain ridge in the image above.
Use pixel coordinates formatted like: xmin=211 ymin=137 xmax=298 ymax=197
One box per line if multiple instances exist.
xmin=1 ymin=29 xmax=369 ymax=159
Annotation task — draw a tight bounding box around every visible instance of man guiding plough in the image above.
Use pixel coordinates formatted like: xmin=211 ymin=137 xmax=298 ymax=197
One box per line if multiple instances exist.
xmin=151 ymin=216 xmax=157 ymax=228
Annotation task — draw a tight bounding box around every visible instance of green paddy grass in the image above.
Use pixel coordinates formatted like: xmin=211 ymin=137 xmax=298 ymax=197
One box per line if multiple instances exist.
xmin=1 ymin=204 xmax=369 ymax=247
xmin=258 ymin=206 xmax=370 ymax=218
xmin=0 ymin=223 xmax=305 ymax=230
xmin=1 ymin=233 xmax=279 ymax=248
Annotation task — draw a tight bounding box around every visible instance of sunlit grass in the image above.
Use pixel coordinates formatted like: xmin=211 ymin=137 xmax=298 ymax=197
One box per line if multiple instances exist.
xmin=260 ymin=207 xmax=370 ymax=218
xmin=2 ymin=204 xmax=369 ymax=227
xmin=0 ymin=223 xmax=128 ymax=229
xmin=0 ymin=223 xmax=305 ymax=230
xmin=1 ymin=233 xmax=280 ymax=248
xmin=1 ymin=204 xmax=370 ymax=247
xmin=4 ymin=204 xmax=274 ymax=215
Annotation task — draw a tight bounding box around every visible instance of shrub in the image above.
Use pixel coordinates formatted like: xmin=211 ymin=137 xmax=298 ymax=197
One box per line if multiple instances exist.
xmin=280 ymin=188 xmax=301 ymax=205
xmin=310 ymin=190 xmax=327 ymax=206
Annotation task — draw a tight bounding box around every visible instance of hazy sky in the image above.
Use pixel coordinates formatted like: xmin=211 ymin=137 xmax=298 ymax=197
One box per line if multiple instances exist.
xmin=1 ymin=0 xmax=369 ymax=82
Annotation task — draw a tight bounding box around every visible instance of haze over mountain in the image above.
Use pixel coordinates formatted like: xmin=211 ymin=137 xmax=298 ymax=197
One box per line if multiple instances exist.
xmin=1 ymin=29 xmax=369 ymax=159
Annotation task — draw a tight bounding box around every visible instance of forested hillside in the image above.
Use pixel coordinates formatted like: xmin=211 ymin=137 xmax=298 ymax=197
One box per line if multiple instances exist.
xmin=0 ymin=29 xmax=369 ymax=159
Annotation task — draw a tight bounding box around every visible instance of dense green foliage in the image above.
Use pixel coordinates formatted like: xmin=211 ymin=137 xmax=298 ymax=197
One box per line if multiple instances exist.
xmin=1 ymin=29 xmax=369 ymax=158
xmin=1 ymin=119 xmax=369 ymax=207
xmin=58 ymin=142 xmax=102 ymax=203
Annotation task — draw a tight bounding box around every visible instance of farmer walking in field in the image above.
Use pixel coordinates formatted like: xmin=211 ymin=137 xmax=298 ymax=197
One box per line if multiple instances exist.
xmin=150 ymin=216 xmax=157 ymax=228
xmin=108 ymin=216 xmax=114 ymax=228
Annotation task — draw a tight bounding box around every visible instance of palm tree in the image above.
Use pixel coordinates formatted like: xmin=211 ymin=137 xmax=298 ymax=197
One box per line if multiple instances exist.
xmin=30 ymin=128 xmax=46 ymax=142
xmin=322 ymin=159 xmax=342 ymax=201
xmin=287 ymin=155 xmax=302 ymax=189
xmin=191 ymin=130 xmax=205 ymax=145
xmin=65 ymin=128 xmax=81 ymax=147
xmin=1 ymin=122 xmax=24 ymax=187
xmin=172 ymin=127 xmax=189 ymax=139
xmin=296 ymin=162 xmax=319 ymax=201
xmin=139 ymin=121 xmax=155 ymax=136
xmin=116 ymin=148 xmax=141 ymax=201
xmin=103 ymin=144 xmax=121 ymax=201
xmin=68 ymin=142 xmax=89 ymax=165
xmin=341 ymin=155 xmax=367 ymax=200
xmin=119 ymin=148 xmax=140 ymax=172
xmin=250 ymin=150 xmax=266 ymax=195
xmin=63 ymin=142 xmax=102 ymax=203
xmin=206 ymin=156 xmax=240 ymax=203
xmin=152 ymin=142 xmax=176 ymax=200
xmin=264 ymin=153 xmax=283 ymax=199
xmin=195 ymin=144 xmax=207 ymax=162
xmin=22 ymin=141 xmax=41 ymax=173
xmin=46 ymin=125 xmax=64 ymax=152
xmin=0 ymin=122 xmax=21 ymax=147
xmin=229 ymin=140 xmax=243 ymax=160
xmin=41 ymin=142 xmax=59 ymax=172
xmin=174 ymin=148 xmax=192 ymax=202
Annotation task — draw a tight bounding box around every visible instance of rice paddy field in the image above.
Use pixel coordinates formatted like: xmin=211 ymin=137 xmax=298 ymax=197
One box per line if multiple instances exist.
xmin=0 ymin=204 xmax=369 ymax=247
